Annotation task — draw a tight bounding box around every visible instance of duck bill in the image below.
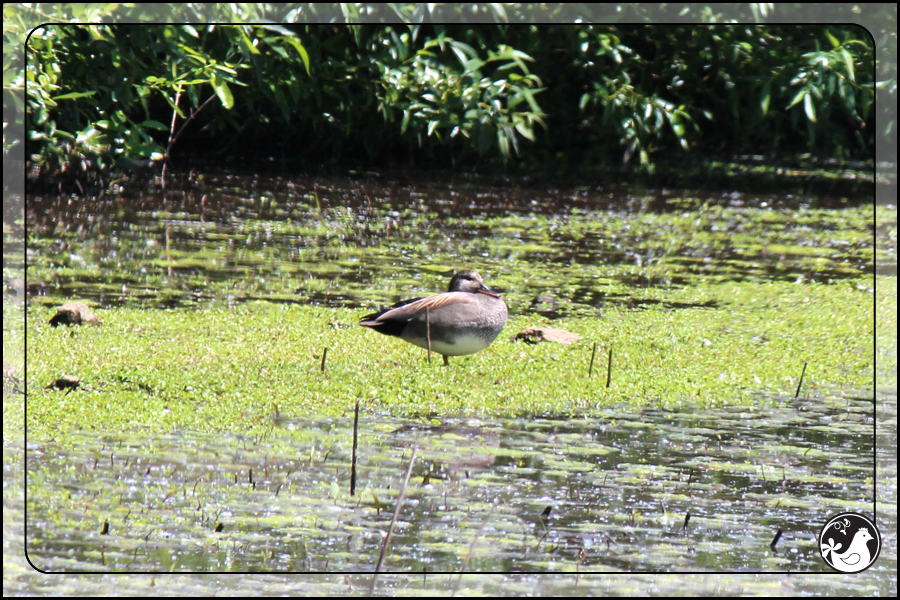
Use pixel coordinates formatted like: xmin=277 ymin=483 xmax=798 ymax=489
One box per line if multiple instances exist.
xmin=477 ymin=286 xmax=501 ymax=298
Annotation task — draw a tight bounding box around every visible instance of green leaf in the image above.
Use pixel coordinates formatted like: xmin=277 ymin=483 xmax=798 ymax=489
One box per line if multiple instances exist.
xmin=215 ymin=80 xmax=234 ymax=109
xmin=760 ymin=81 xmax=771 ymax=115
xmin=520 ymin=87 xmax=543 ymax=115
xmin=240 ymin=29 xmax=260 ymax=55
xmin=284 ymin=38 xmax=310 ymax=76
xmin=497 ymin=131 xmax=510 ymax=156
xmin=268 ymin=44 xmax=290 ymax=61
xmin=841 ymin=49 xmax=855 ymax=82
xmin=787 ymin=89 xmax=807 ymax=109
xmin=51 ymin=91 xmax=97 ymax=101
xmin=401 ymin=109 xmax=410 ymax=134
xmin=514 ymin=120 xmax=535 ymax=142
xmin=803 ymin=92 xmax=816 ymax=123
xmin=450 ymin=40 xmax=477 ymax=65
xmin=258 ymin=24 xmax=295 ymax=37
xmin=463 ymin=57 xmax=485 ymax=75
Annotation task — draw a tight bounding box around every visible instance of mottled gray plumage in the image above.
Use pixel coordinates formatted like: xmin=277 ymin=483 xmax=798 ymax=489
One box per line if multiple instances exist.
xmin=360 ymin=270 xmax=508 ymax=365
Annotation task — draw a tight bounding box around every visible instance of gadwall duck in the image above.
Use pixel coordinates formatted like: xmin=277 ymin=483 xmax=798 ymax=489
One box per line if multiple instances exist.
xmin=360 ymin=270 xmax=508 ymax=365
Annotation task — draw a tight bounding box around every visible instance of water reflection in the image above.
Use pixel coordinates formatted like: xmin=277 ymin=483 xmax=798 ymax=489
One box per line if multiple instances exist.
xmin=21 ymin=390 xmax=891 ymax=577
xmin=24 ymin=172 xmax=878 ymax=313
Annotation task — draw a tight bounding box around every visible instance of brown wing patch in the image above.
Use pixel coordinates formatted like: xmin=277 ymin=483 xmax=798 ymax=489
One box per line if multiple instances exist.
xmin=363 ymin=292 xmax=476 ymax=324
xmin=408 ymin=292 xmax=475 ymax=312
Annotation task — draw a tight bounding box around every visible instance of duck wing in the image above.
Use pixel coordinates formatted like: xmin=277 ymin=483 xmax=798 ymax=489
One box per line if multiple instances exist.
xmin=360 ymin=292 xmax=476 ymax=325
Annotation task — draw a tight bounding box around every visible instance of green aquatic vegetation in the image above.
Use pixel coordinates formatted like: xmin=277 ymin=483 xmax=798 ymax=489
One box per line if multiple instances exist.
xmin=18 ymin=191 xmax=888 ymax=450
xmin=24 ymin=198 xmax=878 ymax=320
xmin=25 ymin=274 xmax=878 ymax=436
xmin=9 ymin=185 xmax=891 ymax=578
xmin=17 ymin=382 xmax=882 ymax=576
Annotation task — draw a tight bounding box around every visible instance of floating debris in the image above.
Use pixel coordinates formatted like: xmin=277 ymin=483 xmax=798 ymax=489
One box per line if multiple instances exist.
xmin=46 ymin=374 xmax=81 ymax=393
xmin=511 ymin=326 xmax=581 ymax=345
xmin=49 ymin=302 xmax=101 ymax=328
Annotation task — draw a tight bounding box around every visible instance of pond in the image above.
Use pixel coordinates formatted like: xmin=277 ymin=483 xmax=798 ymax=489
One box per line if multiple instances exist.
xmin=19 ymin=171 xmax=882 ymax=312
xmin=5 ymin=170 xmax=895 ymax=594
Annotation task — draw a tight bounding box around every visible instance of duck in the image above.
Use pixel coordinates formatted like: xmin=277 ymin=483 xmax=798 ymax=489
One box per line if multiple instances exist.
xmin=360 ymin=270 xmax=508 ymax=365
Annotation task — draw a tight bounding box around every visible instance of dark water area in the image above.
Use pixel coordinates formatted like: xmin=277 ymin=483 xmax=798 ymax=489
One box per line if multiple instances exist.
xmin=13 ymin=391 xmax=895 ymax=583
xmin=19 ymin=169 xmax=883 ymax=314
xmin=24 ymin=168 xmax=876 ymax=227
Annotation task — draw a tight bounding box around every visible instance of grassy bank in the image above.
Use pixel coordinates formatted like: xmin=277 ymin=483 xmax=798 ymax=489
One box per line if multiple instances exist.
xmin=21 ymin=275 xmax=881 ymax=437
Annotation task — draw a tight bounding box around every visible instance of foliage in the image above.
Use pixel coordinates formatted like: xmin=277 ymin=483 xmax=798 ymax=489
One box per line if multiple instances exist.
xmin=375 ymin=31 xmax=545 ymax=158
xmin=523 ymin=24 xmax=876 ymax=170
xmin=3 ymin=4 xmax=890 ymax=185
